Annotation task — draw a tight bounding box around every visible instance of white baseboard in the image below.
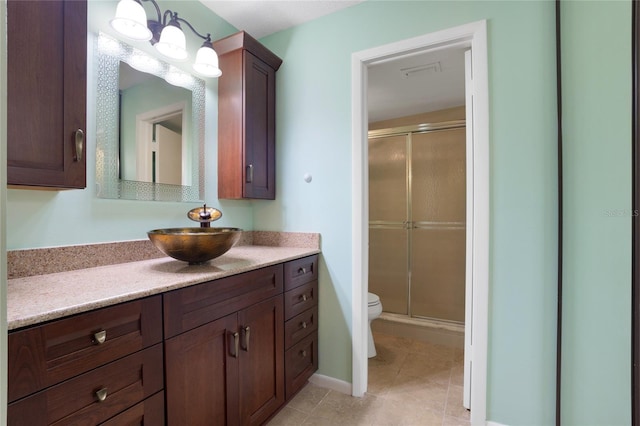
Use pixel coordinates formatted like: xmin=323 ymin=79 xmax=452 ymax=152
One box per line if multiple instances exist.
xmin=309 ymin=373 xmax=352 ymax=395
xmin=486 ymin=422 xmax=508 ymax=426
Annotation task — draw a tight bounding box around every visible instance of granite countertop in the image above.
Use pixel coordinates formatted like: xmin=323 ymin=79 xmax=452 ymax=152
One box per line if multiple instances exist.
xmin=8 ymin=245 xmax=319 ymax=331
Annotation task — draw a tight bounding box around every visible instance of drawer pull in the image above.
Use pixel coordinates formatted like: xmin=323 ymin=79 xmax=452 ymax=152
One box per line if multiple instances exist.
xmin=93 ymin=330 xmax=107 ymax=345
xmin=242 ymin=326 xmax=251 ymax=352
xmin=298 ymin=267 xmax=307 ymax=274
xmin=231 ymin=332 xmax=239 ymax=358
xmin=299 ymin=294 xmax=308 ymax=302
xmin=300 ymin=350 xmax=307 ymax=357
xmin=301 ymin=321 xmax=307 ymax=329
xmin=95 ymin=387 xmax=108 ymax=402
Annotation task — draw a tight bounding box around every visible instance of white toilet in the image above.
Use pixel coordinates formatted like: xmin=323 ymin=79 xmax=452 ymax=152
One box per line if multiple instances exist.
xmin=367 ymin=292 xmax=383 ymax=358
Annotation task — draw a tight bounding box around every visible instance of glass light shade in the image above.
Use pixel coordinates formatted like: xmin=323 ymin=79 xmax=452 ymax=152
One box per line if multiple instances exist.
xmin=165 ymin=65 xmax=194 ymax=88
xmin=193 ymin=46 xmax=222 ymax=78
xmin=155 ymin=25 xmax=188 ymax=61
xmin=109 ymin=0 xmax=152 ymax=41
xmin=127 ymin=49 xmax=162 ymax=74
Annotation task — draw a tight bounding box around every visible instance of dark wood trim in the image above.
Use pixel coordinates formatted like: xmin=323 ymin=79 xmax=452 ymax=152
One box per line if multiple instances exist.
xmin=555 ymin=1 xmax=564 ymax=425
xmin=213 ymin=31 xmax=282 ymax=71
xmin=632 ymin=1 xmax=640 ymax=424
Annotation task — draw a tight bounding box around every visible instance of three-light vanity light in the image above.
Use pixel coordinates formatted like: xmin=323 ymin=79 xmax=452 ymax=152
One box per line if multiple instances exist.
xmin=110 ymin=0 xmax=222 ymax=78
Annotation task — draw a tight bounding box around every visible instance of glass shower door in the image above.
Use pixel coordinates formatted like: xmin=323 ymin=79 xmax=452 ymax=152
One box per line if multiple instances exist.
xmin=368 ymin=134 xmax=409 ymax=314
xmin=410 ymin=128 xmax=466 ymax=322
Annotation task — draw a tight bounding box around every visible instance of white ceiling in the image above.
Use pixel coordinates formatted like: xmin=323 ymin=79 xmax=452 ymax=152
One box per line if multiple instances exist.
xmin=200 ymin=0 xmax=363 ymax=39
xmin=200 ymin=0 xmax=465 ymax=122
xmin=367 ymin=47 xmax=466 ymax=123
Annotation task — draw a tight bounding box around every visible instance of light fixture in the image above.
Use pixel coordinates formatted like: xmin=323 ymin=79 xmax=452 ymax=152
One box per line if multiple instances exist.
xmin=110 ymin=0 xmax=221 ymax=78
xmin=110 ymin=0 xmax=152 ymax=41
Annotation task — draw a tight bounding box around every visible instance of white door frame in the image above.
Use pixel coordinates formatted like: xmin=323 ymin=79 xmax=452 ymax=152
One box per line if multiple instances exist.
xmin=135 ymin=101 xmax=186 ymax=183
xmin=351 ymin=20 xmax=489 ymax=425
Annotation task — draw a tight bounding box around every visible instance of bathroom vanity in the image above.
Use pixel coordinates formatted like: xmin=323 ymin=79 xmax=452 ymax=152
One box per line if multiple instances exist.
xmin=6 ymin=246 xmax=319 ymax=425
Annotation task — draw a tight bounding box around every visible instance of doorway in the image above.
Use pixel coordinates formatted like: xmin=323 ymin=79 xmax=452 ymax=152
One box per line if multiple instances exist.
xmin=351 ymin=20 xmax=489 ymax=424
xmin=134 ymin=102 xmax=187 ymax=185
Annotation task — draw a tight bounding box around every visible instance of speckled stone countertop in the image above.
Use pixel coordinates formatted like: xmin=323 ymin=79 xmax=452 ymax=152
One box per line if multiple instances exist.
xmin=8 ymin=244 xmax=319 ymax=331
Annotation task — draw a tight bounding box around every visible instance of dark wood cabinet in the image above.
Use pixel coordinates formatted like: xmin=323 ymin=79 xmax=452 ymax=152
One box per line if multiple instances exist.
xmin=164 ymin=266 xmax=285 ymax=425
xmin=238 ymin=296 xmax=285 ymax=425
xmin=165 ymin=313 xmax=239 ymax=425
xmin=7 ymin=0 xmax=87 ymax=189
xmin=8 ymin=345 xmax=164 ymax=426
xmin=7 ymin=255 xmax=318 ymax=425
xmin=7 ymin=296 xmax=163 ymax=425
xmin=214 ymin=31 xmax=282 ymax=200
xmin=100 ymin=391 xmax=165 ymax=426
xmin=283 ymin=255 xmax=319 ymax=399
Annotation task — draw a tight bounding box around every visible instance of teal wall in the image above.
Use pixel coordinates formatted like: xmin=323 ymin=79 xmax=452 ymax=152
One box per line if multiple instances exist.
xmin=561 ymin=1 xmax=632 ymax=425
xmin=6 ymin=1 xmax=248 ymax=250
xmin=259 ymin=1 xmax=558 ymax=424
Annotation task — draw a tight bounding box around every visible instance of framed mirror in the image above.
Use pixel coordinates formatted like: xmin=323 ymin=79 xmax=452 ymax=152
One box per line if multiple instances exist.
xmin=95 ymin=32 xmax=205 ymax=202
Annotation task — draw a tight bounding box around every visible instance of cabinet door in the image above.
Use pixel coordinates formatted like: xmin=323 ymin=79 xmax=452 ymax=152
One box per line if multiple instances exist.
xmin=165 ymin=314 xmax=239 ymax=426
xmin=238 ymin=296 xmax=284 ymax=425
xmin=243 ymin=51 xmax=276 ymax=199
xmin=7 ymin=0 xmax=87 ymax=188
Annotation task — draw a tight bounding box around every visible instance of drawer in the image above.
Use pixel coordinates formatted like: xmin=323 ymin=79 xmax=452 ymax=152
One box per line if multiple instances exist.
xmin=100 ymin=391 xmax=165 ymax=426
xmin=8 ymin=344 xmax=164 ymax=426
xmin=164 ymin=264 xmax=283 ymax=338
xmin=285 ymin=333 xmax=318 ymax=400
xmin=284 ymin=255 xmax=318 ymax=291
xmin=8 ymin=295 xmax=163 ymax=402
xmin=284 ymin=281 xmax=317 ymax=320
xmin=284 ymin=306 xmax=318 ymax=349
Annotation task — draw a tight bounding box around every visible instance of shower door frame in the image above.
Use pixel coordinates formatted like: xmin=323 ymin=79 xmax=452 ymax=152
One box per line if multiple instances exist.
xmin=351 ymin=20 xmax=489 ymax=425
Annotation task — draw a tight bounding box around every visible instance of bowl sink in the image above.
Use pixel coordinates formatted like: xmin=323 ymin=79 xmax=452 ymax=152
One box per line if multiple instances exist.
xmin=148 ymin=227 xmax=242 ymax=265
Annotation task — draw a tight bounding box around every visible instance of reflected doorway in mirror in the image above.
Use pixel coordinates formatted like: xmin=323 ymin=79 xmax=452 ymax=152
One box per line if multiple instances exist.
xmin=133 ymin=102 xmax=186 ymax=186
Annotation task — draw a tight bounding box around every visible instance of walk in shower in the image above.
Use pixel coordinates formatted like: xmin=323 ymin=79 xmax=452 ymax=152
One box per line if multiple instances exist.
xmin=368 ymin=120 xmax=466 ymax=327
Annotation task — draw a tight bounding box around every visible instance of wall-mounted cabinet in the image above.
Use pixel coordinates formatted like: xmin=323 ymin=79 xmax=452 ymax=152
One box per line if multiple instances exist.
xmin=6 ymin=0 xmax=87 ymax=189
xmin=214 ymin=31 xmax=282 ymax=200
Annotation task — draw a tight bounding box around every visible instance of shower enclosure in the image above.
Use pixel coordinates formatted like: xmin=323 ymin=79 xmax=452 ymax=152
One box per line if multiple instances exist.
xmin=368 ymin=120 xmax=466 ymax=324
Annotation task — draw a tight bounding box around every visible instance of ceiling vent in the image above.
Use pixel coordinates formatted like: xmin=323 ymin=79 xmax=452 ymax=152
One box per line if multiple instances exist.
xmin=400 ymin=61 xmax=442 ymax=78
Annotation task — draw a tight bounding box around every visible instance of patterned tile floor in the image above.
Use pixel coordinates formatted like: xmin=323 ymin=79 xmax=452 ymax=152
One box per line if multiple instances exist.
xmin=268 ymin=331 xmax=470 ymax=425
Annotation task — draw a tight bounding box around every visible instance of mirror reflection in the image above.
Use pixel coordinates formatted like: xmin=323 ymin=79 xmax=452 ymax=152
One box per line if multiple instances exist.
xmin=96 ymin=32 xmax=205 ymax=202
xmin=118 ymin=62 xmax=192 ymax=186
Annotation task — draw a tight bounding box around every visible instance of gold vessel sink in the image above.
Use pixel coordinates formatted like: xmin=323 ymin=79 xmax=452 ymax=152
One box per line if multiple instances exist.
xmin=147 ymin=227 xmax=242 ymax=265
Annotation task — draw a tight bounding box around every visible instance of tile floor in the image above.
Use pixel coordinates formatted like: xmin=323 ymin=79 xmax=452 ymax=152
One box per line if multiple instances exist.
xmin=268 ymin=331 xmax=470 ymax=425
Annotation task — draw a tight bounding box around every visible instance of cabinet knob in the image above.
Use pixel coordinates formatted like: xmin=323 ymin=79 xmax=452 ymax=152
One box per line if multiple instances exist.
xmin=93 ymin=330 xmax=107 ymax=345
xmin=300 ymin=294 xmax=308 ymax=302
xmin=301 ymin=321 xmax=307 ymax=329
xmin=300 ymin=350 xmax=307 ymax=357
xmin=95 ymin=387 xmax=108 ymax=402
xmin=298 ymin=267 xmax=307 ymax=274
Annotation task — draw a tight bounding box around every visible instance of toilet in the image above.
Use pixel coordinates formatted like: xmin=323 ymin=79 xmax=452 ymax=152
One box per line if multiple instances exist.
xmin=367 ymin=292 xmax=383 ymax=358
